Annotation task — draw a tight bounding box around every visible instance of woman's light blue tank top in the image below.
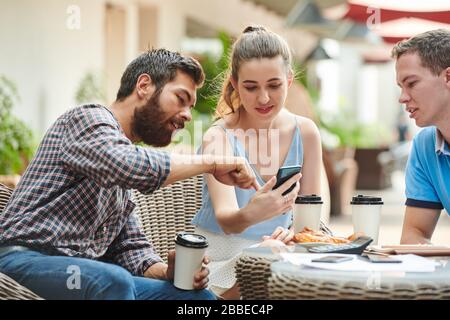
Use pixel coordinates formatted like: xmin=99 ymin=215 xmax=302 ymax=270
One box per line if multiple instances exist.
xmin=192 ymin=119 xmax=304 ymax=241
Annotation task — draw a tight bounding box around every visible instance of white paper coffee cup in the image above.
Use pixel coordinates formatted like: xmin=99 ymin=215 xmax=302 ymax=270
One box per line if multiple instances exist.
xmin=174 ymin=232 xmax=208 ymax=290
xmin=293 ymin=195 xmax=323 ymax=232
xmin=350 ymin=195 xmax=383 ymax=245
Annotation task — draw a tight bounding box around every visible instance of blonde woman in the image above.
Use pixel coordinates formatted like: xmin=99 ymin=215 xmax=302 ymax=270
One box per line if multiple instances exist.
xmin=192 ymin=26 xmax=322 ymax=299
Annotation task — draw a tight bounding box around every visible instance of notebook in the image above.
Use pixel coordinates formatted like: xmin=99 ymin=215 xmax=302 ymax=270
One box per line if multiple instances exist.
xmin=367 ymin=245 xmax=450 ymax=256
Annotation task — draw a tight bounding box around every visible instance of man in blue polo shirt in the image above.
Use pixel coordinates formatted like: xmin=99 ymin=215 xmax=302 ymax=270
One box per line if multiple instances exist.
xmin=391 ymin=29 xmax=450 ymax=244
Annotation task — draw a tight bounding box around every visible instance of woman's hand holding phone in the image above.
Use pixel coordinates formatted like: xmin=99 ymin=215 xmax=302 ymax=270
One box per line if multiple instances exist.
xmin=272 ymin=165 xmax=302 ymax=195
xmin=242 ymin=172 xmax=301 ymax=224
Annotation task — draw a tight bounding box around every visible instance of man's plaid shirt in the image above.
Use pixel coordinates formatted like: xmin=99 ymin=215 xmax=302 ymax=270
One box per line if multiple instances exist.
xmin=0 ymin=104 xmax=171 ymax=276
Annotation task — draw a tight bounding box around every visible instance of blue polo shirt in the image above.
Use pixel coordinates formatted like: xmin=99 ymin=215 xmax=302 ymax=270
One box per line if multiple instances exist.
xmin=405 ymin=126 xmax=450 ymax=214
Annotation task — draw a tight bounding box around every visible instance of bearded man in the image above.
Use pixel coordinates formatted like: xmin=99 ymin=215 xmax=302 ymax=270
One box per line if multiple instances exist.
xmin=0 ymin=49 xmax=258 ymax=300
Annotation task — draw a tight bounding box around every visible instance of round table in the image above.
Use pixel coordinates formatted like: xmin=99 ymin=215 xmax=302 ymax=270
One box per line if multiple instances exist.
xmin=269 ymin=257 xmax=450 ymax=299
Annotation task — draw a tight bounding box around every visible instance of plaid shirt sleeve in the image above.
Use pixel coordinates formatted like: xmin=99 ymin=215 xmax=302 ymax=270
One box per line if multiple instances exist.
xmin=60 ymin=107 xmax=170 ymax=194
xmin=105 ymin=212 xmax=163 ymax=276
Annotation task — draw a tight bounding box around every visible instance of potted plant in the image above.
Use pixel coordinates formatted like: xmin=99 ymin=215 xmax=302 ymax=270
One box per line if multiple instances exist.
xmin=0 ymin=75 xmax=36 ymax=188
xmin=316 ymin=104 xmax=393 ymax=190
xmin=75 ymin=71 xmax=106 ymax=105
xmin=172 ymin=31 xmax=232 ymax=151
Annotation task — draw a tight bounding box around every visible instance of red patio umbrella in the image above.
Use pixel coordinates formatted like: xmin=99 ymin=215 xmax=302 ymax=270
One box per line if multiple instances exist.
xmin=376 ymin=17 xmax=450 ymax=44
xmin=342 ymin=0 xmax=450 ymax=43
xmin=345 ymin=0 xmax=450 ymax=24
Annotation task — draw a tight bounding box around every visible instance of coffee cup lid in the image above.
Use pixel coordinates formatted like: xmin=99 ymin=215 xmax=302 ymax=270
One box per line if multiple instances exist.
xmin=350 ymin=195 xmax=383 ymax=205
xmin=175 ymin=232 xmax=208 ymax=248
xmin=295 ymin=194 xmax=323 ymax=204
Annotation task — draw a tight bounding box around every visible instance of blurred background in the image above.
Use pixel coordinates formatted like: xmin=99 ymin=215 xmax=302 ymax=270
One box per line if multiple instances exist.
xmin=0 ymin=0 xmax=449 ymax=244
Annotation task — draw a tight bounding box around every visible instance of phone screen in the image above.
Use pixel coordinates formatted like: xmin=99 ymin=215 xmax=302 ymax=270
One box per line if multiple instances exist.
xmin=311 ymin=256 xmax=353 ymax=263
xmin=272 ymin=165 xmax=302 ymax=195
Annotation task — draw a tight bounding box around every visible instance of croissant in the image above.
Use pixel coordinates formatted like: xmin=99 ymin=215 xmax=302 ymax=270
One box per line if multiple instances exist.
xmin=293 ymin=227 xmax=354 ymax=244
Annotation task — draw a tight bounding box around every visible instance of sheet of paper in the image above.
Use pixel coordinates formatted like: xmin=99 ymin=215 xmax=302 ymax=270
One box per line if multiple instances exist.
xmin=280 ymin=253 xmax=438 ymax=272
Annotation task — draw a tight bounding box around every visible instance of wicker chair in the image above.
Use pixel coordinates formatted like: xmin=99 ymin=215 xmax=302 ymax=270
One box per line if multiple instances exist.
xmin=0 ymin=176 xmax=203 ymax=299
xmin=0 ymin=183 xmax=43 ymax=300
xmin=131 ymin=174 xmax=203 ymax=263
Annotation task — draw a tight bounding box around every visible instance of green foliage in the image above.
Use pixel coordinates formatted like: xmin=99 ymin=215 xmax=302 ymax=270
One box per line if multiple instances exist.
xmin=173 ymin=31 xmax=233 ymax=147
xmin=0 ymin=75 xmax=36 ymax=174
xmin=293 ymin=61 xmax=321 ymax=105
xmin=75 ymin=71 xmax=106 ymax=105
xmin=317 ymin=103 xmax=391 ymax=148
xmin=293 ymin=59 xmax=392 ymax=149
xmin=194 ymin=31 xmax=232 ymax=116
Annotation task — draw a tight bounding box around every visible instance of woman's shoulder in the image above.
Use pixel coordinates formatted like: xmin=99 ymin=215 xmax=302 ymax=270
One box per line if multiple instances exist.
xmin=204 ymin=117 xmax=243 ymax=136
xmin=203 ymin=122 xmax=222 ymax=140
xmin=277 ymin=111 xmax=321 ymax=151
xmin=279 ymin=110 xmax=319 ymax=136
xmin=204 ymin=119 xmax=227 ymax=136
xmin=202 ymin=120 xmax=230 ymax=150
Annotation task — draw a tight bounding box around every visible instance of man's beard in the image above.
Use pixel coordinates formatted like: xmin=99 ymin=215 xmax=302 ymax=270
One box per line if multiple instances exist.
xmin=132 ymin=90 xmax=179 ymax=147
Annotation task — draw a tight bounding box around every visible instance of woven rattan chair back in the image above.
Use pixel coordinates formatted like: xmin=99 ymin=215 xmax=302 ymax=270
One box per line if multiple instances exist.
xmin=132 ymin=175 xmax=203 ymax=263
xmin=0 ymin=183 xmax=13 ymax=213
xmin=0 ymin=183 xmax=43 ymax=300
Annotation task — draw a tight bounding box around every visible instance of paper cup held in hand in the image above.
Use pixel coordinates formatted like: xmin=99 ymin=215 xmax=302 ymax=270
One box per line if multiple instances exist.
xmin=174 ymin=232 xmax=208 ymax=290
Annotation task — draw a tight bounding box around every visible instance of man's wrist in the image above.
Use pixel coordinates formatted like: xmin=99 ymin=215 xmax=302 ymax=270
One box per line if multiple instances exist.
xmin=203 ymin=154 xmax=216 ymax=174
xmin=144 ymin=262 xmax=168 ymax=280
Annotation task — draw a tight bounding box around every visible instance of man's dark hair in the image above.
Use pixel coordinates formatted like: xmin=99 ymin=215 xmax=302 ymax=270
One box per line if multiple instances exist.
xmin=116 ymin=49 xmax=205 ymax=101
xmin=391 ymin=29 xmax=450 ymax=76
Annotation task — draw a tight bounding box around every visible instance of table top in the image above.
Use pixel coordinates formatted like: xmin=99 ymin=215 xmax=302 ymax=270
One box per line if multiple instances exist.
xmin=271 ymin=258 xmax=450 ymax=285
xmin=242 ymin=245 xmax=450 ymax=285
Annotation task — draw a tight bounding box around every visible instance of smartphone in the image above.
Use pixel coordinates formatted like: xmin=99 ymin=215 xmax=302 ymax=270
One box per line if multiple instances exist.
xmin=365 ymin=254 xmax=402 ymax=263
xmin=272 ymin=165 xmax=302 ymax=195
xmin=311 ymin=256 xmax=354 ymax=263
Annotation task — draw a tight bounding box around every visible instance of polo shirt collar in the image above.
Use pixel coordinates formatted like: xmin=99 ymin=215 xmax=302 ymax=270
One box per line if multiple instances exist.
xmin=435 ymin=128 xmax=450 ymax=156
